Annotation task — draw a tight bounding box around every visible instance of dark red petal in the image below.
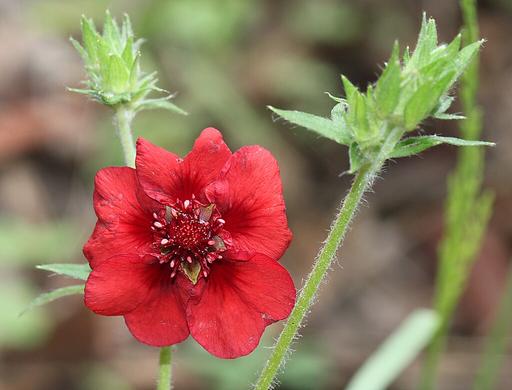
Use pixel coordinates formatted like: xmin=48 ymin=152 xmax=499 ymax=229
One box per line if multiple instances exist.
xmin=135 ymin=138 xmax=181 ymax=204
xmin=84 ymin=254 xmax=153 ymax=316
xmin=179 ymin=128 xmax=232 ymax=201
xmin=136 ymin=129 xmax=231 ymax=203
xmin=84 ymin=167 xmax=159 ymax=268
xmin=206 ymin=146 xmax=292 ymax=260
xmin=187 ymin=254 xmax=296 ymax=358
xmin=124 ymin=275 xmax=190 ymax=347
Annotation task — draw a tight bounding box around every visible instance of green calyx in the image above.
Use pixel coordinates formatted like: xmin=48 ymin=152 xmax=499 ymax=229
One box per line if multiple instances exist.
xmin=70 ymin=11 xmax=186 ymax=115
xmin=269 ymin=14 xmax=494 ymax=174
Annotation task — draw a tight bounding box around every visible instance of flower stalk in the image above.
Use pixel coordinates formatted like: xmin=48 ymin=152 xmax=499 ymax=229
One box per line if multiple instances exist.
xmin=115 ymin=99 xmax=173 ymax=390
xmin=115 ymin=105 xmax=136 ymax=168
xmin=157 ymin=347 xmax=173 ymax=390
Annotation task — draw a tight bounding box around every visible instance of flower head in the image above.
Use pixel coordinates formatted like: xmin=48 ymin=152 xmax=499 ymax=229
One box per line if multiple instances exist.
xmin=83 ymin=128 xmax=295 ymax=358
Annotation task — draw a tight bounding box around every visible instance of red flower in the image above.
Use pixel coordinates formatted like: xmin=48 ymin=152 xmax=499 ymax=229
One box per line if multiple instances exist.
xmin=84 ymin=128 xmax=295 ymax=358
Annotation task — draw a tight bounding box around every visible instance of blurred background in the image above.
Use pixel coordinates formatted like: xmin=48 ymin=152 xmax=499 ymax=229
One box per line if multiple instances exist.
xmin=1 ymin=0 xmax=511 ymax=389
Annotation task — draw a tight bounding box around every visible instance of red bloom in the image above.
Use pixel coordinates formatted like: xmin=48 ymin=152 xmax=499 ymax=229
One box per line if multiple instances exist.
xmin=84 ymin=128 xmax=295 ymax=358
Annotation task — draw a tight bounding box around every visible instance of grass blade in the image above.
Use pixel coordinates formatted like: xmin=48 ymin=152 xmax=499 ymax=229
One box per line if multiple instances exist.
xmin=346 ymin=309 xmax=439 ymax=390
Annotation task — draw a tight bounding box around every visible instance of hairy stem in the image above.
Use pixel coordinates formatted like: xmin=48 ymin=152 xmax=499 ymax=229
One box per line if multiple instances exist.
xmin=157 ymin=347 xmax=172 ymax=390
xmin=253 ymin=127 xmax=402 ymax=390
xmin=115 ymin=105 xmax=136 ymax=167
xmin=113 ymin=105 xmax=171 ymax=389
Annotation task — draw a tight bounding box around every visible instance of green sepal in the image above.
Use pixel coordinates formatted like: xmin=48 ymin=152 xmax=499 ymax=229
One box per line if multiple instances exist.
xmin=105 ymin=54 xmax=130 ymax=94
xmin=348 ymin=143 xmax=366 ymax=174
xmin=375 ymin=41 xmax=401 ymax=117
xmin=70 ymin=11 xmax=183 ymax=115
xmin=404 ymin=72 xmax=455 ymax=130
xmin=36 ymin=263 xmax=92 ymax=281
xmin=80 ymin=16 xmax=99 ymax=64
xmin=390 ymin=135 xmax=495 ymax=158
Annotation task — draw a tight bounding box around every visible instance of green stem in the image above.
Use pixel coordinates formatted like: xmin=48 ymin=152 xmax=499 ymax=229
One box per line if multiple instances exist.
xmin=113 ymin=105 xmax=171 ymax=389
xmin=253 ymin=127 xmax=403 ymax=390
xmin=157 ymin=347 xmax=172 ymax=390
xmin=115 ymin=105 xmax=136 ymax=168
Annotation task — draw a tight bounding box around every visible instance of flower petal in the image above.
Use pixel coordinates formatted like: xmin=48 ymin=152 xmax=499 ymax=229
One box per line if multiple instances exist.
xmin=84 ymin=167 xmax=160 ymax=268
xmin=136 ymin=128 xmax=231 ymax=204
xmin=187 ymin=254 xmax=296 ymax=358
xmin=124 ymin=274 xmax=190 ymax=347
xmin=85 ymin=254 xmax=153 ymax=316
xmin=135 ymin=137 xmax=181 ymax=204
xmin=206 ymin=146 xmax=292 ymax=260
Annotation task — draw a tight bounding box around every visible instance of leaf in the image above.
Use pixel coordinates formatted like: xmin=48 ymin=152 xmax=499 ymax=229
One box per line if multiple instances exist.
xmin=137 ymin=98 xmax=188 ymax=115
xmin=375 ymin=41 xmax=401 ymax=116
xmin=269 ymin=106 xmax=351 ymax=145
xmin=23 ymin=285 xmax=84 ymax=314
xmin=346 ymin=309 xmax=440 ymax=390
xmin=36 ymin=263 xmax=91 ymax=281
xmin=391 ymin=135 xmax=495 ymax=158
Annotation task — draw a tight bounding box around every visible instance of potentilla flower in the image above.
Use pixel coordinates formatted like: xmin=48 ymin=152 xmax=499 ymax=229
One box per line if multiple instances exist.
xmin=83 ymin=128 xmax=295 ymax=358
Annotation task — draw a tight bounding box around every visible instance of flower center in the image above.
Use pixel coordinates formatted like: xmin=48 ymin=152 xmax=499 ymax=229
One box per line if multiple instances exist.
xmin=151 ymin=197 xmax=227 ymax=283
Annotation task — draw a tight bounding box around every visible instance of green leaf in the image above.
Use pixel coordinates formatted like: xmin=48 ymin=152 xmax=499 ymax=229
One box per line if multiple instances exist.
xmin=23 ymin=285 xmax=84 ymax=314
xmin=36 ymin=263 xmax=91 ymax=281
xmin=375 ymin=41 xmax=401 ymax=116
xmin=104 ymin=54 xmax=130 ymax=93
xmin=346 ymin=309 xmax=440 ymax=390
xmin=137 ymin=98 xmax=188 ymax=115
xmin=269 ymin=106 xmax=351 ymax=145
xmin=391 ymin=135 xmax=495 ymax=158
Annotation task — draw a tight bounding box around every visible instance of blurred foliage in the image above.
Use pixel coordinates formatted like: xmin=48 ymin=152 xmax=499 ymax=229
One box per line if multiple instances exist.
xmin=473 ymin=264 xmax=512 ymax=390
xmin=0 ymin=281 xmax=50 ymax=348
xmin=0 ymin=220 xmax=82 ymax=265
xmin=421 ymin=1 xmax=494 ymax=388
xmin=346 ymin=310 xmax=439 ymax=390
xmin=179 ymin=336 xmax=330 ymax=390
